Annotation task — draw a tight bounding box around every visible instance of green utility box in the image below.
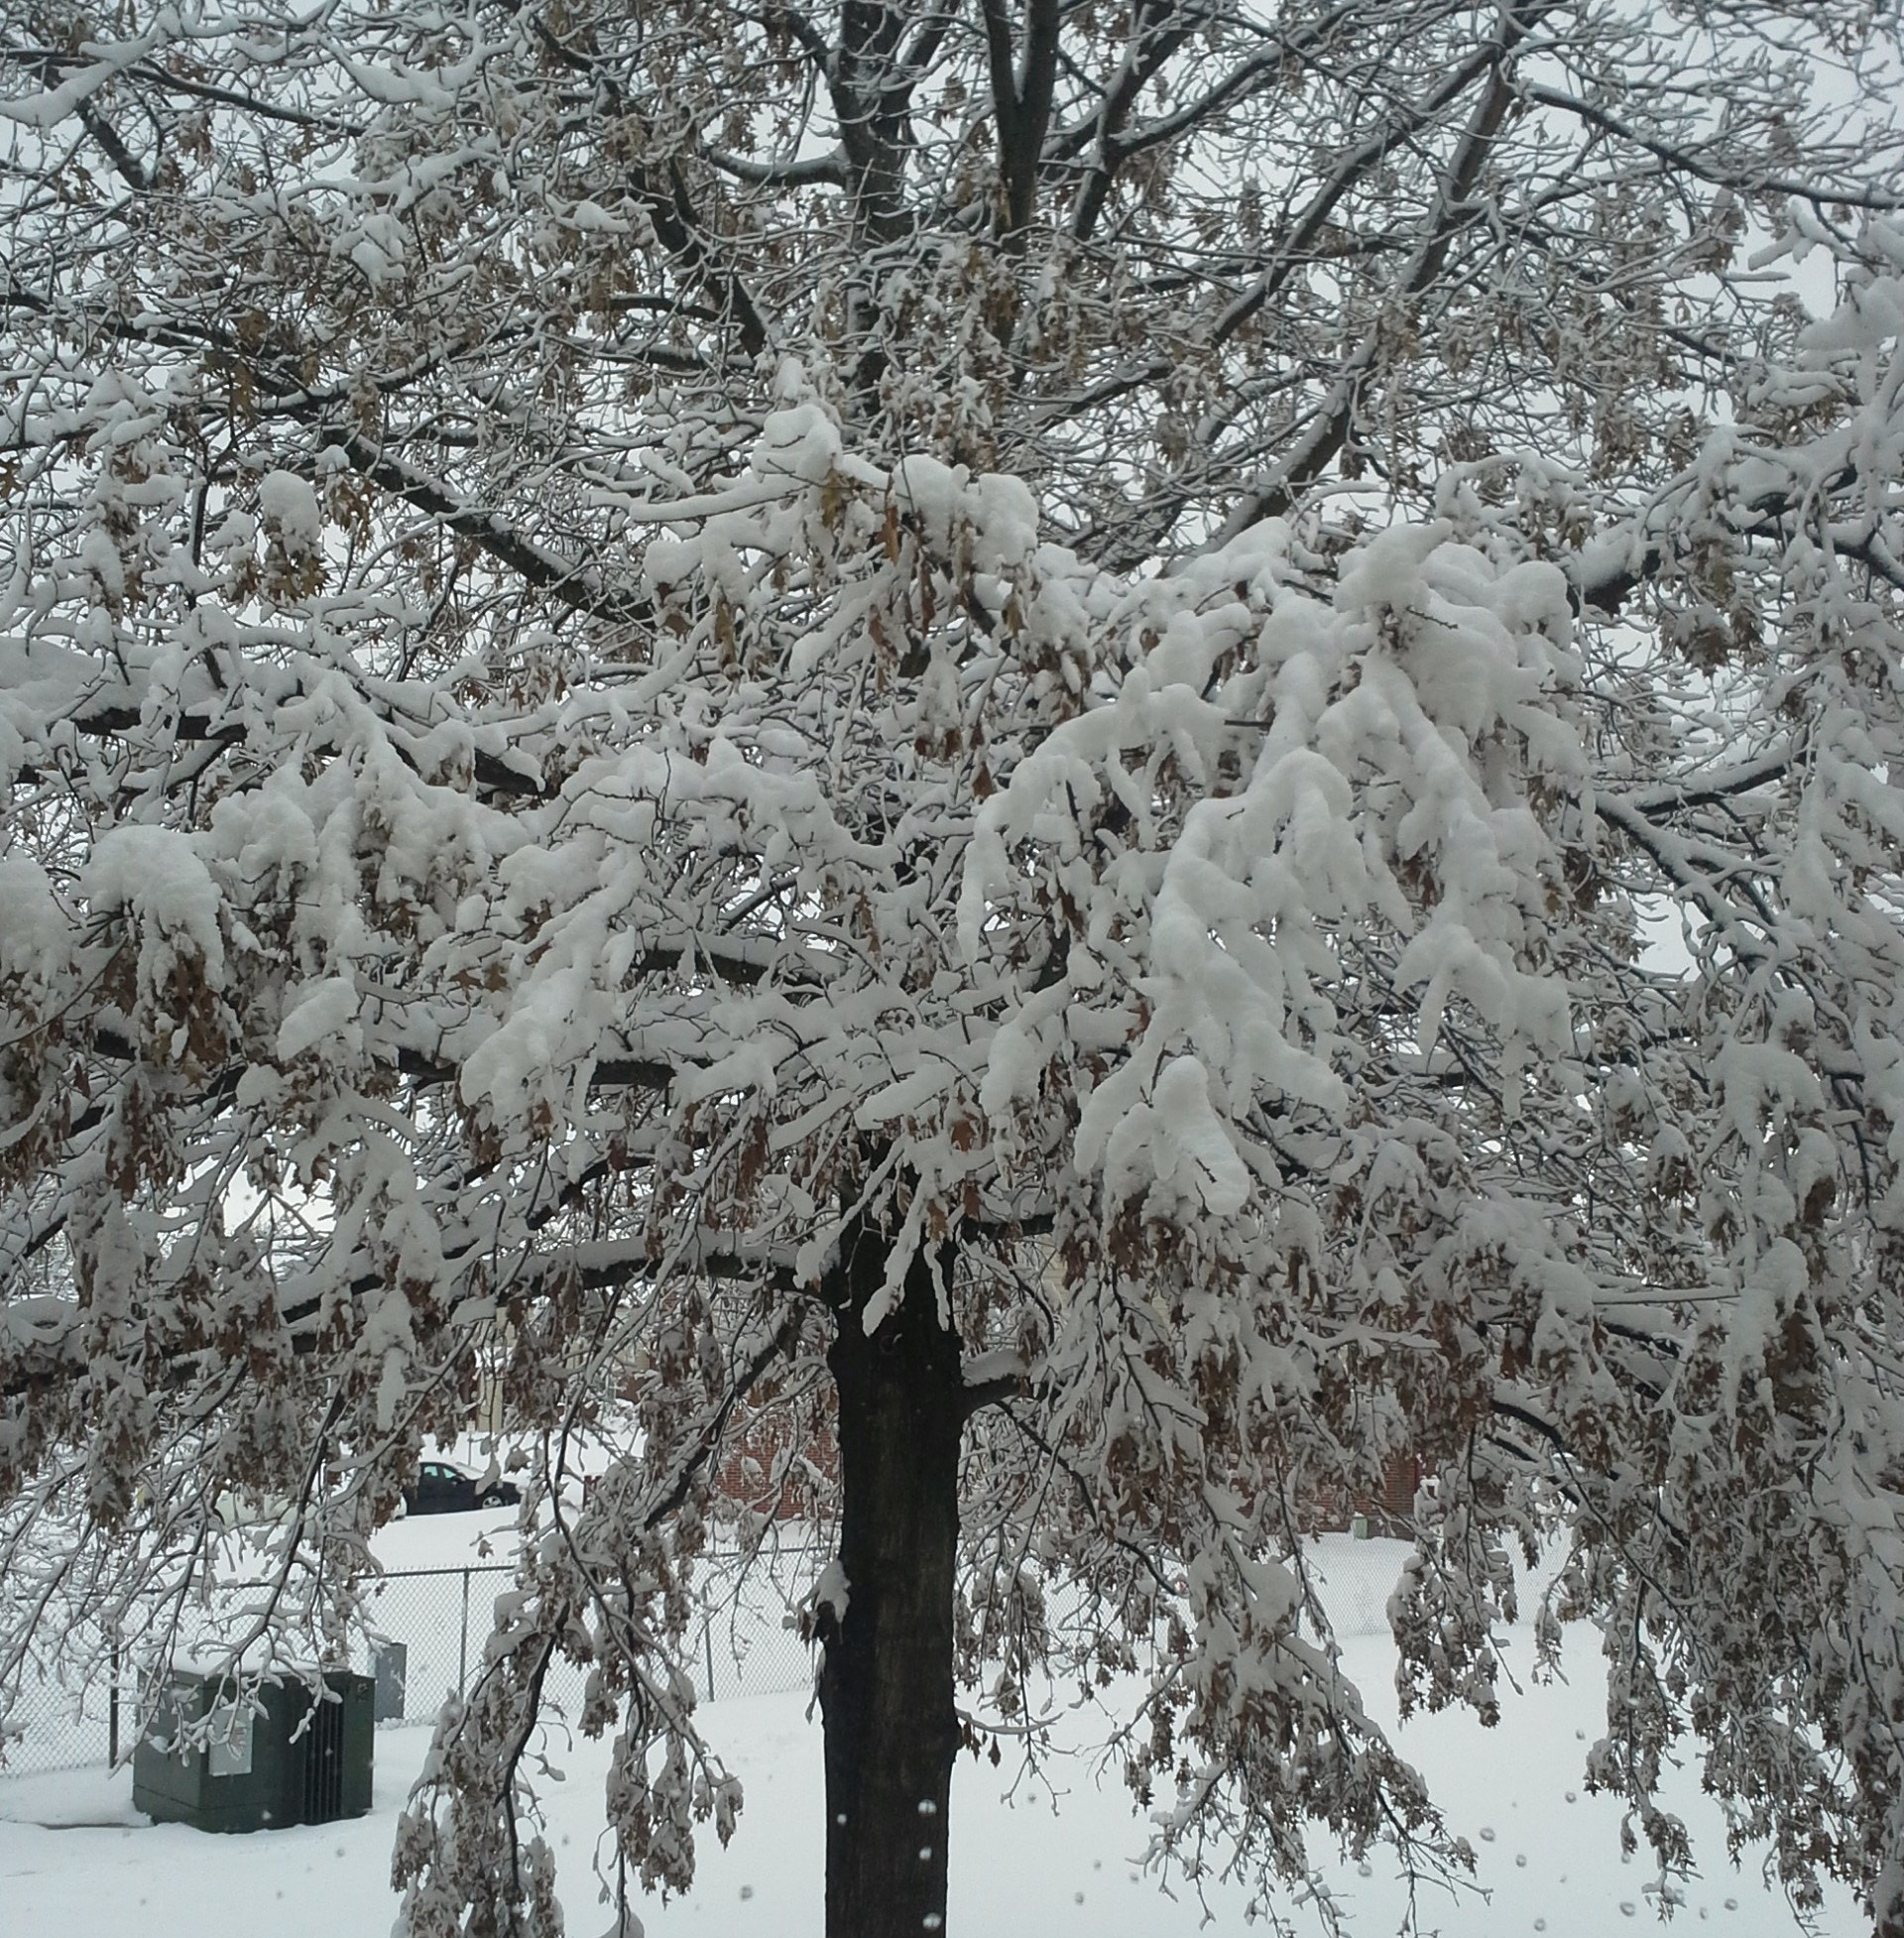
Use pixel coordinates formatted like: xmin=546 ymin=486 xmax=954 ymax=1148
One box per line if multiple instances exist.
xmin=132 ymin=1667 xmax=374 ymax=1832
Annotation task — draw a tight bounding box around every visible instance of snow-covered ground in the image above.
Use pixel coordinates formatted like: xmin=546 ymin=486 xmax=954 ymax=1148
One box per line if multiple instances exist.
xmin=0 ymin=1591 xmax=1859 ymax=1938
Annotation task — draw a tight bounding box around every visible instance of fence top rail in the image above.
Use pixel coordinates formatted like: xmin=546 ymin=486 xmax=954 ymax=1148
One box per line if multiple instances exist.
xmin=361 ymin=1545 xmax=827 ymax=1587
xmin=361 ymin=1564 xmax=516 ymax=1584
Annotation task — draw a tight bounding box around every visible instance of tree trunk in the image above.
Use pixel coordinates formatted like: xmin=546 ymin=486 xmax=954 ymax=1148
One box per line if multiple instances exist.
xmin=818 ymin=1228 xmax=963 ymax=1938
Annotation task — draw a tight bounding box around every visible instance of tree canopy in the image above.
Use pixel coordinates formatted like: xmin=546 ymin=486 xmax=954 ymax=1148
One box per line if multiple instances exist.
xmin=4 ymin=4 xmax=1904 ymax=1935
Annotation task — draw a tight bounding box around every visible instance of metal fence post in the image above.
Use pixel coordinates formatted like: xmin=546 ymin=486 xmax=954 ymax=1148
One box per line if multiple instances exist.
xmin=107 ymin=1632 xmax=120 ymax=1766
xmin=458 ymin=1567 xmax=471 ymax=1696
xmin=705 ymin=1621 xmax=717 ymax=1703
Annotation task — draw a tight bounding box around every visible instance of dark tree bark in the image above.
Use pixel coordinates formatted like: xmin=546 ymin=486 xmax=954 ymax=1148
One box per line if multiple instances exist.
xmin=818 ymin=1227 xmax=965 ymax=1938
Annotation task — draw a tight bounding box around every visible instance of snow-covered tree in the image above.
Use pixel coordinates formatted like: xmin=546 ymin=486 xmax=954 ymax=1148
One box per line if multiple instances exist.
xmin=5 ymin=4 xmax=1904 ymax=1935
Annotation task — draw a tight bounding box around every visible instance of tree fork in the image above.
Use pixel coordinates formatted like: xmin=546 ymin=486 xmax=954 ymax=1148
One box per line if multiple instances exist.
xmin=818 ymin=1227 xmax=964 ymax=1938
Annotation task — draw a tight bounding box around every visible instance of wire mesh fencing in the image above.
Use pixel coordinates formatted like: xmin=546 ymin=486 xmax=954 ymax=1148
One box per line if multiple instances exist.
xmin=350 ymin=1545 xmax=829 ymax=1734
xmin=0 ymin=1544 xmax=830 ymax=1779
xmin=351 ymin=1562 xmax=512 ymax=1730
xmin=0 ymin=1621 xmax=126 ymax=1779
xmin=1 ymin=1530 xmax=1558 ymax=1780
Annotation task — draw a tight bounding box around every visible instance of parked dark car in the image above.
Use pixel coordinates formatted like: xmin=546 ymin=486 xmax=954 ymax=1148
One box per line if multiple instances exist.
xmin=402 ymin=1460 xmax=522 ymax=1515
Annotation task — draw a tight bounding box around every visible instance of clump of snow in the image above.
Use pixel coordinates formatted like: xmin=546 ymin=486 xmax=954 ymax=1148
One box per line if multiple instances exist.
xmin=1333 ymin=519 xmax=1450 ymax=617
xmin=205 ymin=780 xmax=320 ymax=890
xmin=340 ymin=212 xmax=407 ymax=288
xmin=1091 ymin=1054 xmax=1250 ymax=1218
xmin=890 ymin=455 xmax=1039 ymax=577
xmin=258 ymin=468 xmax=322 ymax=554
xmin=81 ymin=823 xmax=226 ymax=985
xmin=808 ymin=1560 xmax=848 ymax=1624
xmin=567 ymin=197 xmax=629 ymax=235
xmin=458 ymin=963 xmax=609 ymax=1129
xmin=755 ymin=402 xmax=844 ymax=489
xmin=276 ymin=975 xmax=362 ymax=1060
xmin=0 ymin=856 xmax=72 ymax=993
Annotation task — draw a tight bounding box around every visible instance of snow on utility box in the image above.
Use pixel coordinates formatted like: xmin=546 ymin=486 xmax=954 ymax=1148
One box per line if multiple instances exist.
xmin=132 ymin=1668 xmax=374 ymax=1832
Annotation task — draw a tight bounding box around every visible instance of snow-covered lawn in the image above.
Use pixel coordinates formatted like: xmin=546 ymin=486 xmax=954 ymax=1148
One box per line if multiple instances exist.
xmin=0 ymin=1616 xmax=1858 ymax=1938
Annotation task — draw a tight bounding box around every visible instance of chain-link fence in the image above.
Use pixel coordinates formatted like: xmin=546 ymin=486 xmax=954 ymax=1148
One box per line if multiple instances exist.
xmin=2 ymin=1532 xmax=1544 ymax=1781
xmin=0 ymin=1543 xmax=830 ymax=1779
xmin=1 ymin=1619 xmax=126 ymax=1779
xmin=351 ymin=1545 xmax=829 ymax=1733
